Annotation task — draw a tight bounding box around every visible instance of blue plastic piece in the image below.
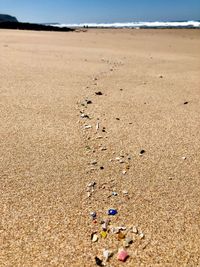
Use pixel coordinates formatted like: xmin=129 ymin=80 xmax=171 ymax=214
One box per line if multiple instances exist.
xmin=108 ymin=209 xmax=118 ymax=216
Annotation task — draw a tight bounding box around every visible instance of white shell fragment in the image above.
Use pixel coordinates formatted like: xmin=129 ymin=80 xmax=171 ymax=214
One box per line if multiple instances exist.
xmin=92 ymin=234 xmax=98 ymax=242
xmin=84 ymin=125 xmax=92 ymax=129
xmin=132 ymin=226 xmax=138 ymax=234
xmin=139 ymin=231 xmax=145 ymax=239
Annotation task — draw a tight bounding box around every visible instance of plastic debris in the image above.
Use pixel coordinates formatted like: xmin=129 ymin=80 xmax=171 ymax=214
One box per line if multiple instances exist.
xmin=117 ymin=249 xmax=129 ymax=262
xmin=100 ymin=231 xmax=107 ymax=239
xmin=95 ymin=256 xmax=103 ymax=266
xmin=103 ymin=250 xmax=112 ymax=262
xmin=108 ymin=209 xmax=118 ymax=216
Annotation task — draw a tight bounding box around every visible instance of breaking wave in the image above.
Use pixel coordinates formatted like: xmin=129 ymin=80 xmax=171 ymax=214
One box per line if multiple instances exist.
xmin=51 ymin=20 xmax=200 ymax=28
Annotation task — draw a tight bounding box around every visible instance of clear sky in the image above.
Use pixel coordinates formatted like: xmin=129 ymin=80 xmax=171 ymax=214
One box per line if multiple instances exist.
xmin=0 ymin=0 xmax=200 ymax=23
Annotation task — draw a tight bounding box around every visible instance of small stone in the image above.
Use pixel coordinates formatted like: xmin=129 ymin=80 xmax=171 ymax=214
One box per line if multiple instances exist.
xmin=184 ymin=101 xmax=188 ymax=105
xmin=119 ymin=159 xmax=125 ymax=164
xmin=116 ymin=118 xmax=120 ymax=120
xmin=100 ymin=231 xmax=107 ymax=239
xmin=91 ymin=233 xmax=98 ymax=242
xmin=159 ymin=75 xmax=163 ymax=78
xmin=117 ymin=249 xmax=128 ymax=262
xmin=86 ymin=100 xmax=92 ymax=104
xmin=182 ymin=156 xmax=186 ymax=160
xmin=122 ymin=170 xmax=127 ymax=175
xmin=87 ymin=181 xmax=96 ymax=187
xmin=90 ymin=212 xmax=97 ymax=219
xmin=95 ymin=91 xmax=103 ymax=96
xmin=139 ymin=231 xmax=145 ymax=239
xmin=139 ymin=149 xmax=146 ymax=155
xmin=117 ymin=232 xmax=125 ymax=240
xmin=80 ymin=114 xmax=89 ymax=118
xmin=100 ymin=166 xmax=104 ymax=170
xmin=91 ymin=160 xmax=97 ymax=165
xmin=95 ymin=256 xmax=103 ymax=266
xmin=132 ymin=226 xmax=138 ymax=234
xmin=123 ymin=237 xmax=133 ymax=248
xmin=112 ymin=192 xmax=118 ymax=196
xmin=122 ymin=190 xmax=128 ymax=195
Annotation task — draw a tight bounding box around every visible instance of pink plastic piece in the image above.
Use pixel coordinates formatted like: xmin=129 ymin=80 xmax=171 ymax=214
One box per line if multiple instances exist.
xmin=117 ymin=249 xmax=128 ymax=262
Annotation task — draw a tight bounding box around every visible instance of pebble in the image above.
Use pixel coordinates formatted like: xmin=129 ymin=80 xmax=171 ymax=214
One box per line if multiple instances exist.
xmin=132 ymin=226 xmax=138 ymax=234
xmin=90 ymin=211 xmax=97 ymax=219
xmin=117 ymin=232 xmax=125 ymax=240
xmin=139 ymin=149 xmax=146 ymax=155
xmin=80 ymin=113 xmax=89 ymax=118
xmin=84 ymin=125 xmax=92 ymax=129
xmin=123 ymin=237 xmax=133 ymax=247
xmin=86 ymin=100 xmax=92 ymax=104
xmin=112 ymin=192 xmax=118 ymax=196
xmin=117 ymin=249 xmax=129 ymax=262
xmin=95 ymin=256 xmax=103 ymax=266
xmin=87 ymin=181 xmax=96 ymax=187
xmin=95 ymin=91 xmax=103 ymax=96
xmin=184 ymin=101 xmax=188 ymax=105
xmin=122 ymin=190 xmax=128 ymax=195
xmin=122 ymin=170 xmax=127 ymax=175
xmin=182 ymin=156 xmax=186 ymax=160
xmin=91 ymin=233 xmax=99 ymax=242
xmin=91 ymin=160 xmax=97 ymax=165
xmin=139 ymin=231 xmax=145 ymax=239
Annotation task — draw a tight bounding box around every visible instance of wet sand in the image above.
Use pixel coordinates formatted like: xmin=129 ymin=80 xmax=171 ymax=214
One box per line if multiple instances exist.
xmin=0 ymin=29 xmax=200 ymax=266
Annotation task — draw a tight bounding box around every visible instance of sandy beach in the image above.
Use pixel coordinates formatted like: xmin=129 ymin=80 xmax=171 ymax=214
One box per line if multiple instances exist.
xmin=0 ymin=29 xmax=200 ymax=266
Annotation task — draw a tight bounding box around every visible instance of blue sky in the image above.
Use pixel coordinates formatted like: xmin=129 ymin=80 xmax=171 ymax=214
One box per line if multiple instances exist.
xmin=0 ymin=0 xmax=200 ymax=23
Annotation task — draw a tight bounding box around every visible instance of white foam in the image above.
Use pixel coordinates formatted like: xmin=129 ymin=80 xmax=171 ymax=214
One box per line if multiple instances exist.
xmin=52 ymin=21 xmax=200 ymax=28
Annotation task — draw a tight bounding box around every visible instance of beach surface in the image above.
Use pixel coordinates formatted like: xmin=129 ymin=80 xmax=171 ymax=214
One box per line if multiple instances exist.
xmin=0 ymin=29 xmax=200 ymax=266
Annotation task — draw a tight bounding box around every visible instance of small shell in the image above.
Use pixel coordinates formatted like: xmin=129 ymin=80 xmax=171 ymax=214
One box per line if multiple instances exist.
xmin=132 ymin=226 xmax=138 ymax=234
xmin=92 ymin=234 xmax=98 ymax=242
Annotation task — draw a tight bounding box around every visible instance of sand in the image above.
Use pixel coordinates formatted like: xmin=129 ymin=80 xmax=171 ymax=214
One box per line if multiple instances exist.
xmin=0 ymin=29 xmax=200 ymax=266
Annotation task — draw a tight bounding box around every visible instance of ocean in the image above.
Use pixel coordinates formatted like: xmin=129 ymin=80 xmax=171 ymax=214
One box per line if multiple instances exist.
xmin=50 ymin=20 xmax=200 ymax=29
